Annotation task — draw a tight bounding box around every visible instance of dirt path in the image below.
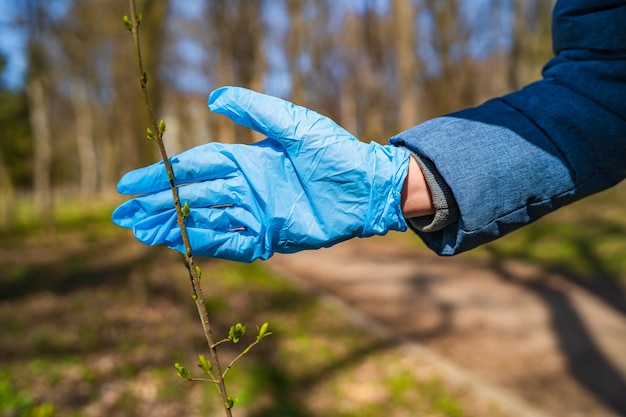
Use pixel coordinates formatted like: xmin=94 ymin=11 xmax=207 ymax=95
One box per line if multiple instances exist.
xmin=267 ymin=236 xmax=626 ymax=417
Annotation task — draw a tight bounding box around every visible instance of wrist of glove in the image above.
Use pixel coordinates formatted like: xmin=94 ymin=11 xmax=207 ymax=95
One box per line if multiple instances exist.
xmin=112 ymin=86 xmax=410 ymax=262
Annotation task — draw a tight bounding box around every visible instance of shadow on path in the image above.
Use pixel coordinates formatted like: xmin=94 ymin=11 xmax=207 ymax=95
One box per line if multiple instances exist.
xmin=490 ymin=257 xmax=626 ymax=416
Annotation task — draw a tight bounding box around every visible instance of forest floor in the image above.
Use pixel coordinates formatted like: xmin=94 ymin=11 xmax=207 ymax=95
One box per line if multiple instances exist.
xmin=267 ymin=234 xmax=626 ymax=417
xmin=0 ymin=220 xmax=516 ymax=417
xmin=2 ymin=188 xmax=626 ymax=416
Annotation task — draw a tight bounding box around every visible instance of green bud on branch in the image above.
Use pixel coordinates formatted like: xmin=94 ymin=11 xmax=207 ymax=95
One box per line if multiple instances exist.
xmin=256 ymin=322 xmax=272 ymax=341
xmin=159 ymin=119 xmax=167 ymax=136
xmin=123 ymin=15 xmax=133 ymax=30
xmin=174 ymin=363 xmax=191 ymax=381
xmin=182 ymin=201 xmax=191 ymax=218
xmin=228 ymin=323 xmax=246 ymax=343
xmin=195 ymin=266 xmax=202 ymax=280
xmin=198 ymin=354 xmax=212 ymax=374
xmin=146 ymin=127 xmax=155 ymax=141
xmin=225 ymin=396 xmax=238 ymax=409
xmin=135 ymin=12 xmax=142 ymax=25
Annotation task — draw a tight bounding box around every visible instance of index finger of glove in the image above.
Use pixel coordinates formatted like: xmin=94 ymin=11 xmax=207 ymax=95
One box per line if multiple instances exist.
xmin=208 ymin=86 xmax=355 ymax=147
xmin=117 ymin=143 xmax=239 ymax=195
xmin=113 ymin=174 xmax=249 ymax=228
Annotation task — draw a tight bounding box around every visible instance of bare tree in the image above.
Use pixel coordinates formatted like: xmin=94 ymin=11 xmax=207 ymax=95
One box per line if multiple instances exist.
xmin=71 ymin=79 xmax=98 ymax=199
xmin=392 ymin=0 xmax=422 ymax=130
xmin=201 ymin=0 xmax=266 ymax=143
xmin=340 ymin=13 xmax=361 ymax=135
xmin=53 ymin=5 xmax=94 ymax=192
xmin=0 ymin=147 xmax=14 ymax=227
xmin=27 ymin=75 xmax=54 ymax=232
xmin=509 ymin=0 xmax=553 ymax=90
xmin=22 ymin=0 xmax=55 ymax=231
xmin=358 ymin=5 xmax=390 ymax=139
xmin=285 ymin=0 xmax=306 ymax=105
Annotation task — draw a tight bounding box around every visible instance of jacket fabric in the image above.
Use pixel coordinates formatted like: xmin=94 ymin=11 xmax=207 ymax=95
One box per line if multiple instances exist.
xmin=390 ymin=0 xmax=626 ymax=255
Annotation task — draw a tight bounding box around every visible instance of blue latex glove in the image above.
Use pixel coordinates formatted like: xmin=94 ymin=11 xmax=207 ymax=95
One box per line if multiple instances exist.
xmin=112 ymin=86 xmax=410 ymax=262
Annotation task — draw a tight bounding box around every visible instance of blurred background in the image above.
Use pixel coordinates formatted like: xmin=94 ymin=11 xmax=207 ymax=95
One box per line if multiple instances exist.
xmin=1 ymin=0 xmax=625 ymax=416
xmin=0 ymin=0 xmax=553 ymax=220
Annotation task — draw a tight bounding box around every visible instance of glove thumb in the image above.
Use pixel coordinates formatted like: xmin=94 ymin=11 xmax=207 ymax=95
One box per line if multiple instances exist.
xmin=208 ymin=86 xmax=355 ymax=147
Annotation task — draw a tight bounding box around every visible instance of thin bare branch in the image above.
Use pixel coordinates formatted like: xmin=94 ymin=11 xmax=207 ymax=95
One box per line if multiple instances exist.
xmin=125 ymin=1 xmax=232 ymax=415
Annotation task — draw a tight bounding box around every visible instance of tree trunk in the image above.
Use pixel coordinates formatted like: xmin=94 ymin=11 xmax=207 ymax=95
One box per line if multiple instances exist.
xmin=340 ymin=14 xmax=360 ymax=135
xmin=72 ymin=79 xmax=98 ymax=200
xmin=216 ymin=41 xmax=236 ymax=144
xmin=27 ymin=77 xmax=54 ymax=233
xmin=508 ymin=0 xmax=525 ymax=90
xmin=392 ymin=0 xmax=421 ymax=130
xmin=286 ymin=0 xmax=306 ymax=105
xmin=0 ymin=147 xmax=14 ymax=227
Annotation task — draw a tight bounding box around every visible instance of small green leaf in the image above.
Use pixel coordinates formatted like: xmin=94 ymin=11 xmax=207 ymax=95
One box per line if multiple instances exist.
xmin=191 ymin=294 xmax=197 ymax=301
xmin=174 ymin=363 xmax=191 ymax=380
xmin=228 ymin=323 xmax=246 ymax=343
xmin=159 ymin=119 xmax=167 ymax=135
xmin=123 ymin=15 xmax=133 ymax=30
xmin=257 ymin=322 xmax=272 ymax=341
xmin=198 ymin=354 xmax=212 ymax=374
xmin=225 ymin=396 xmax=238 ymax=409
xmin=146 ymin=127 xmax=155 ymax=140
xmin=135 ymin=12 xmax=142 ymax=25
xmin=195 ymin=266 xmax=202 ymax=279
xmin=181 ymin=201 xmax=191 ymax=218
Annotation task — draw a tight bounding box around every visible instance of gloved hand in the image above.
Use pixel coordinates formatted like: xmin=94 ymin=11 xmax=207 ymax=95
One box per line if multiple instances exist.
xmin=112 ymin=86 xmax=410 ymax=262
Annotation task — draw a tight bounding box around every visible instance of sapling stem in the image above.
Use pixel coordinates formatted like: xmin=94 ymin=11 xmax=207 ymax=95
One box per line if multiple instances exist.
xmin=222 ymin=339 xmax=261 ymax=379
xmin=125 ymin=2 xmax=232 ymax=415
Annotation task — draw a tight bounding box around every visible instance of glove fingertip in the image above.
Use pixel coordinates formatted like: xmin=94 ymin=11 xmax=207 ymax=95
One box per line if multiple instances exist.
xmin=208 ymin=87 xmax=223 ymax=110
xmin=111 ymin=205 xmax=131 ymax=228
xmin=116 ymin=169 xmax=144 ymax=195
xmin=208 ymin=86 xmax=239 ymax=113
xmin=116 ymin=180 xmax=133 ymax=195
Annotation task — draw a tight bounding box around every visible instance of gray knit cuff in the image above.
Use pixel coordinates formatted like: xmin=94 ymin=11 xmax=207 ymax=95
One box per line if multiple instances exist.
xmin=407 ymin=153 xmax=459 ymax=233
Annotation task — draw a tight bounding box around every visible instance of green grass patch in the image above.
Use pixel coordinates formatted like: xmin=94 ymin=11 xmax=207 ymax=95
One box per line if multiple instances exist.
xmin=0 ymin=195 xmax=122 ymax=240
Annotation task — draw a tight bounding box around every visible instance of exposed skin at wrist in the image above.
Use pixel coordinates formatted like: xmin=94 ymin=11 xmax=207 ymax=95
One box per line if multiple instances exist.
xmin=401 ymin=155 xmax=436 ymax=218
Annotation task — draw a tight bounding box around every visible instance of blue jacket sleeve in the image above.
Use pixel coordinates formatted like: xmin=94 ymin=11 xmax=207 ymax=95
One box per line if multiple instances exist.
xmin=389 ymin=0 xmax=626 ymax=256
